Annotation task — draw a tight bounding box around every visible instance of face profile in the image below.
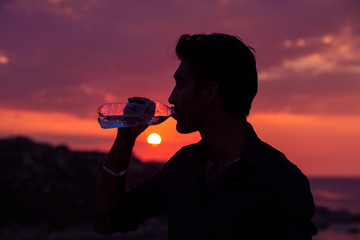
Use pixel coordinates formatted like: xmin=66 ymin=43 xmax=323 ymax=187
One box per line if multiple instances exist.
xmin=169 ymin=60 xmax=205 ymax=134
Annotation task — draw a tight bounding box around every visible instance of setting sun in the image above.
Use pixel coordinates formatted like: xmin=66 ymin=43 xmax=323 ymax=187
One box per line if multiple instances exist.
xmin=147 ymin=133 xmax=162 ymax=146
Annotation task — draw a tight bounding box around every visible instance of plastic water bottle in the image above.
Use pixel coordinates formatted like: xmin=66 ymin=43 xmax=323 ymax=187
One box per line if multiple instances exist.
xmin=97 ymin=100 xmax=174 ymax=129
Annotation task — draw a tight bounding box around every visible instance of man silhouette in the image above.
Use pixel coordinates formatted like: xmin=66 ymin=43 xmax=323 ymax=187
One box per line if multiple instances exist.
xmin=93 ymin=33 xmax=317 ymax=239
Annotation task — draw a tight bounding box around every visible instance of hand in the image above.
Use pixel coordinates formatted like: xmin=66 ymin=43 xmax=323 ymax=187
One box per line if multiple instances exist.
xmin=117 ymin=97 xmax=154 ymax=138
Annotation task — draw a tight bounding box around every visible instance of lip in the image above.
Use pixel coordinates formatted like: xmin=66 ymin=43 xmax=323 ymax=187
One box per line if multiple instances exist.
xmin=172 ymin=108 xmax=178 ymax=120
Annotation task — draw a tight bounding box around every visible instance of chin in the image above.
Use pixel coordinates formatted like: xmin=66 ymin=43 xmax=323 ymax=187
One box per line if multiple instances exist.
xmin=176 ymin=123 xmax=197 ymax=134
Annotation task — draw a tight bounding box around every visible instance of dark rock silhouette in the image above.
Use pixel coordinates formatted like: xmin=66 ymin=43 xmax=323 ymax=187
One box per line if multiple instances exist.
xmin=0 ymin=136 xmax=163 ymax=231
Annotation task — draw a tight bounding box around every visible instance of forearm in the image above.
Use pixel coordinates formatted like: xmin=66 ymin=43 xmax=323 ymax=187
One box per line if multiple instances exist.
xmin=93 ymin=130 xmax=137 ymax=234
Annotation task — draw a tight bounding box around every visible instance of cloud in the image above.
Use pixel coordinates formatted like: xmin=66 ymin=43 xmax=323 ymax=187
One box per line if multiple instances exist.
xmin=0 ymin=0 xmax=359 ymax=118
xmin=1 ymin=0 xmax=359 ymax=175
xmin=0 ymin=56 xmax=9 ymax=64
xmin=0 ymin=49 xmax=9 ymax=64
xmin=253 ymin=25 xmax=360 ymax=116
xmin=260 ymin=26 xmax=360 ymax=80
xmin=3 ymin=0 xmax=101 ymax=19
xmin=0 ymin=107 xmax=99 ymax=136
xmin=254 ymin=70 xmax=360 ymax=115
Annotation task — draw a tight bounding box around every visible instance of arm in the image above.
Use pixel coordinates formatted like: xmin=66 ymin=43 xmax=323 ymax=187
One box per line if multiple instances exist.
xmin=93 ymin=97 xmax=152 ymax=234
xmin=271 ymin=173 xmax=317 ymax=239
xmin=93 ymin=128 xmax=139 ymax=235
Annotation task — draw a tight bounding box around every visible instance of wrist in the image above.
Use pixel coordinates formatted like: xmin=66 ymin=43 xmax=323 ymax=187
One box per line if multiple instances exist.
xmin=116 ymin=129 xmax=138 ymax=143
xmin=102 ymin=165 xmax=127 ymax=178
xmin=103 ymin=159 xmax=129 ymax=172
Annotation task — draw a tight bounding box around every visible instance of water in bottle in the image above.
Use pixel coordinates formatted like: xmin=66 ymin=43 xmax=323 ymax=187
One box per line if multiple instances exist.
xmin=97 ymin=100 xmax=174 ymax=129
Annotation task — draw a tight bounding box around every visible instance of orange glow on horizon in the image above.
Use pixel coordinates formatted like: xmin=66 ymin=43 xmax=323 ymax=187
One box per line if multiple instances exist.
xmin=248 ymin=113 xmax=360 ymax=177
xmin=0 ymin=107 xmax=359 ymax=176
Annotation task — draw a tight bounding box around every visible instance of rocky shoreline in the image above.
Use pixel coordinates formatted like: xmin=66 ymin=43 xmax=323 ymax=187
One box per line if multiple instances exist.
xmin=1 ymin=136 xmax=359 ymax=239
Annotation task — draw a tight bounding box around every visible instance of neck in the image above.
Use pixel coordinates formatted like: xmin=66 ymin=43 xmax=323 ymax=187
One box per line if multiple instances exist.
xmin=199 ymin=113 xmax=249 ymax=168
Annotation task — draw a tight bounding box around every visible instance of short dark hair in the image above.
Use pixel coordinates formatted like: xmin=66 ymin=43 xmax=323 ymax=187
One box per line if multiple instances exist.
xmin=175 ymin=33 xmax=258 ymax=116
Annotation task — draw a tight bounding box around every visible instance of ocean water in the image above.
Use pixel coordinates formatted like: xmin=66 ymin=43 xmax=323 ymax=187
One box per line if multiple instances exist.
xmin=309 ymin=177 xmax=360 ymax=240
xmin=310 ymin=177 xmax=360 ymax=214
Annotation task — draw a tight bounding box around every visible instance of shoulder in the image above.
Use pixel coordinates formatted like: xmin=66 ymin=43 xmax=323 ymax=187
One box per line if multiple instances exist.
xmin=161 ymin=141 xmax=204 ymax=170
xmin=254 ymin=141 xmax=312 ymax=203
xmin=260 ymin=141 xmax=299 ymax=173
xmin=249 ymin=140 xmax=315 ymax=218
xmin=244 ymin=128 xmax=300 ymax=176
xmin=257 ymin=140 xmax=308 ymax=185
xmin=244 ymin=124 xmax=310 ymax=188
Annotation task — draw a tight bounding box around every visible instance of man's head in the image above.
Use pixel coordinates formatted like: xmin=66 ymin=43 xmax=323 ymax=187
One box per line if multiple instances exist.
xmin=175 ymin=33 xmax=258 ymax=117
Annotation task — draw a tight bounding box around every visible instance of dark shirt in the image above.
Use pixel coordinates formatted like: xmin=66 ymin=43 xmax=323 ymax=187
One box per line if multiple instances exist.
xmin=110 ymin=123 xmax=317 ymax=239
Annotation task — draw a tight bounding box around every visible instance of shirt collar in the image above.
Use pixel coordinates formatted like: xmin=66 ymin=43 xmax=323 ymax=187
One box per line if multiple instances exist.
xmin=239 ymin=122 xmax=267 ymax=173
xmin=197 ymin=122 xmax=264 ymax=174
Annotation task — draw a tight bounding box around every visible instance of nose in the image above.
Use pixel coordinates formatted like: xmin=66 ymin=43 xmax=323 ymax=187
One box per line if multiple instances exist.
xmin=168 ymin=87 xmax=176 ymax=105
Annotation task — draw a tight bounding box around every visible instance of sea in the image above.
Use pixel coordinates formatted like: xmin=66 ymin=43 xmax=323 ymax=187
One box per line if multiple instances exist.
xmin=309 ymin=177 xmax=360 ymax=240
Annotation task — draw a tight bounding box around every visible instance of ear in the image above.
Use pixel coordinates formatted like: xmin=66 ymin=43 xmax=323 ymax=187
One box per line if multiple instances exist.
xmin=201 ymin=81 xmax=220 ymax=105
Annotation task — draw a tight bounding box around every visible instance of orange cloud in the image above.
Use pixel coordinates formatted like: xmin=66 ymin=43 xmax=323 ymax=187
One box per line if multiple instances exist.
xmin=249 ymin=113 xmax=360 ymax=176
xmin=1 ymin=107 xmax=359 ymax=176
xmin=0 ymin=49 xmax=9 ymax=64
xmin=0 ymin=107 xmax=101 ymax=136
xmin=0 ymin=107 xmax=200 ymax=161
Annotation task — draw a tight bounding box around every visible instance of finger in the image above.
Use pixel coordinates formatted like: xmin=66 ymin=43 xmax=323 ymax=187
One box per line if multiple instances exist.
xmin=128 ymin=97 xmax=150 ymax=104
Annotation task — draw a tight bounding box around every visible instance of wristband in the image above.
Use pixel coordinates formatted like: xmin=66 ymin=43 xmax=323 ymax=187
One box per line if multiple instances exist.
xmin=102 ymin=165 xmax=127 ymax=177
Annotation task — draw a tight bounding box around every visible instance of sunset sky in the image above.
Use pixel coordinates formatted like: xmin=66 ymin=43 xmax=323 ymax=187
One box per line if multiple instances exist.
xmin=1 ymin=0 xmax=359 ymax=176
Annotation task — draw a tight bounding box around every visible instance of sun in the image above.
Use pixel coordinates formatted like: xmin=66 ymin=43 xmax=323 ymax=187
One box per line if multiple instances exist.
xmin=147 ymin=133 xmax=162 ymax=146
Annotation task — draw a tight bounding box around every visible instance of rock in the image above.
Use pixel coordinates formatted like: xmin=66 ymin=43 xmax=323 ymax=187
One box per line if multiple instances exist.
xmin=0 ymin=136 xmax=164 ymax=230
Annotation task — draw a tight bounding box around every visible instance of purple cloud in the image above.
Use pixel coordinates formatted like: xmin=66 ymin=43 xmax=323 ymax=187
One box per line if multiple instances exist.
xmin=0 ymin=0 xmax=359 ymax=117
